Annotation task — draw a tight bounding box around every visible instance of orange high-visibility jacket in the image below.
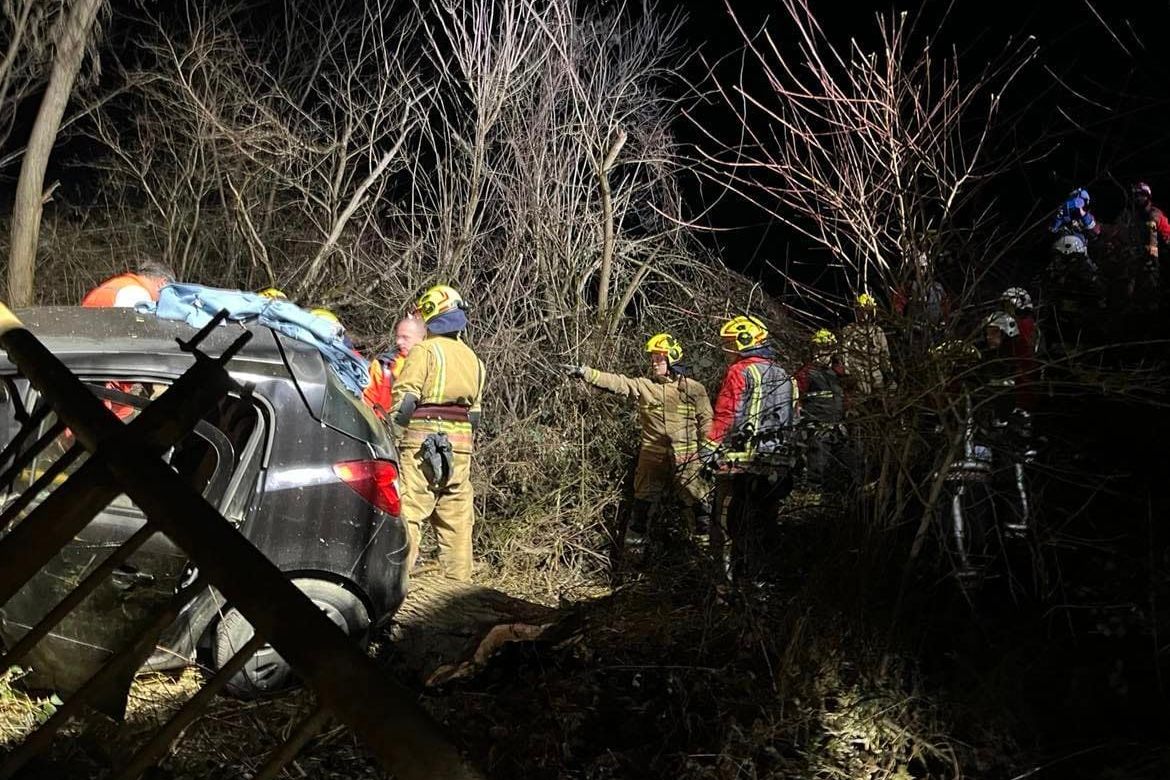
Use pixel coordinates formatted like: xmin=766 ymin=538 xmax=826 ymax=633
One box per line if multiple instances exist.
xmin=80 ymin=273 xmax=162 ymax=308
xmin=363 ymin=353 xmax=406 ymax=419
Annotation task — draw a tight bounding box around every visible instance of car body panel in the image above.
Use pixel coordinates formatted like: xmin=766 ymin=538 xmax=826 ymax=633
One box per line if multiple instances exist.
xmin=0 ymin=307 xmax=407 ymax=700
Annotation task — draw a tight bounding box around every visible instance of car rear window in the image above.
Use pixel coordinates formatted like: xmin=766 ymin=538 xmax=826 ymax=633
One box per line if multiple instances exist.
xmin=271 ymin=333 xmax=391 ymax=454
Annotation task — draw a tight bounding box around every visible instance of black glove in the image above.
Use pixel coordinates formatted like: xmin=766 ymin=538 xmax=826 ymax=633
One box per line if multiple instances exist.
xmin=561 ymin=363 xmax=587 ymax=379
xmin=698 ymin=445 xmax=721 ymax=474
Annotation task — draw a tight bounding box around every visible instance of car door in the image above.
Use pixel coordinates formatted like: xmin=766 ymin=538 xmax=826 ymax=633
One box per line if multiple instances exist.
xmin=0 ymin=378 xmax=243 ymax=715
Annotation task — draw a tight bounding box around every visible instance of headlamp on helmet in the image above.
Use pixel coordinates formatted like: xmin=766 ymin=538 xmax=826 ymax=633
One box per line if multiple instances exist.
xmin=1052 ymin=234 xmax=1088 ymax=257
xmin=984 ymin=311 xmax=1019 ymax=338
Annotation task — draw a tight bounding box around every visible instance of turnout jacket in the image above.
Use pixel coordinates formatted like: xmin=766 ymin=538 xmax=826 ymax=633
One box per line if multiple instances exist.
xmin=392 ymin=335 xmax=485 ymax=454
xmin=583 ymin=369 xmax=712 ymax=462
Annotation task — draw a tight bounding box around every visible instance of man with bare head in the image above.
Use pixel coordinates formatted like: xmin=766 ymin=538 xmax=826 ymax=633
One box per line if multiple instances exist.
xmin=395 ymin=316 xmax=426 ymax=359
xmin=364 ymin=315 xmax=427 ymax=419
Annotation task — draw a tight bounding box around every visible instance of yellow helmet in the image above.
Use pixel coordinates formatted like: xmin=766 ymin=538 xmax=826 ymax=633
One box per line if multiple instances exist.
xmin=310 ymin=307 xmax=340 ymax=325
xmin=856 ymin=292 xmax=877 ymax=310
xmin=719 ymin=315 xmax=768 ymax=351
xmin=812 ymin=328 xmax=837 ymax=348
xmin=415 ymin=284 xmax=464 ymax=323
xmin=645 ymin=333 xmax=683 ymax=365
xmin=258 ymin=287 xmax=287 ymax=299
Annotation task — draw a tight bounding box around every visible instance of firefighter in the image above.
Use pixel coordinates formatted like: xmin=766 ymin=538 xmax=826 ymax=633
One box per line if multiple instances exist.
xmin=1118 ymin=182 xmax=1170 ymax=330
xmin=1049 ymin=187 xmax=1101 ymax=240
xmin=309 ymin=307 xmax=357 ymax=350
xmin=794 ymin=329 xmax=855 ymax=493
xmin=840 ymin=292 xmax=895 ymax=398
xmin=699 ymin=315 xmax=795 ymax=583
xmin=1033 ymin=233 xmax=1102 ymax=351
xmin=893 ymin=249 xmax=951 ymax=348
xmin=364 ymin=316 xmax=426 ymax=419
xmin=391 ymin=285 xmax=485 ymax=582
xmin=81 ymin=260 xmax=175 ymax=308
xmin=567 ymin=333 xmax=713 ymax=546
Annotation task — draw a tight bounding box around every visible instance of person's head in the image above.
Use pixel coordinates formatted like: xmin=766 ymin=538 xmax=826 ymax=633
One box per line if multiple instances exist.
xmin=415 ymin=284 xmax=467 ymax=335
xmin=136 ymin=259 xmax=176 ymax=287
xmin=855 ymin=292 xmax=878 ymax=321
xmin=1134 ymin=182 xmax=1153 ymax=211
xmin=395 ymin=316 xmax=426 ymax=356
xmin=310 ymin=307 xmax=340 ymax=326
xmin=1000 ymin=287 xmax=1032 ymax=316
xmin=810 ymin=328 xmax=837 ymax=366
xmin=645 ymin=333 xmax=682 ymax=377
xmin=984 ymin=311 xmax=1018 ymax=350
xmin=718 ymin=315 xmax=768 ymax=362
xmin=1051 ymin=233 xmax=1088 ymax=262
xmin=258 ymin=287 xmax=287 ymax=300
xmin=915 ymin=251 xmax=930 ymax=274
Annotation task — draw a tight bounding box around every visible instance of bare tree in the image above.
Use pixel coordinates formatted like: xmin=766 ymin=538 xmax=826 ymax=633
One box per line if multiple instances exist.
xmin=699 ymin=0 xmax=1038 ymax=305
xmin=89 ymin=0 xmax=425 ymax=295
xmin=5 ymin=0 xmax=104 ymax=306
xmin=696 ymin=0 xmax=1051 ymax=554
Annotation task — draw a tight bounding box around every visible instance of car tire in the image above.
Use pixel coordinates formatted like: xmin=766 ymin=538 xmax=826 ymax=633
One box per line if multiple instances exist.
xmin=213 ymin=578 xmax=370 ymax=699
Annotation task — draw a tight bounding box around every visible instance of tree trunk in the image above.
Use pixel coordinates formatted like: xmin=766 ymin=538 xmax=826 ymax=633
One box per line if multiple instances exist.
xmin=595 ymin=128 xmax=627 ymax=318
xmin=6 ymin=0 xmax=104 ymax=306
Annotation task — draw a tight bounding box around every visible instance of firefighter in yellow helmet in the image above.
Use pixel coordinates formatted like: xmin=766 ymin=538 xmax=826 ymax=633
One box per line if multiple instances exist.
xmin=794 ymin=328 xmax=857 ymax=493
xmin=567 ymin=333 xmax=713 ymax=548
xmin=840 ymin=292 xmax=895 ymax=398
xmin=699 ymin=315 xmax=796 ymax=582
xmin=391 ymin=285 xmax=485 ymax=581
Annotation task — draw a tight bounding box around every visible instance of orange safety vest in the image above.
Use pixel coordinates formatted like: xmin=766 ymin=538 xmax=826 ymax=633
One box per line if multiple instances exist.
xmin=363 ymin=353 xmax=406 ymax=420
xmin=81 ymin=273 xmax=162 ymax=308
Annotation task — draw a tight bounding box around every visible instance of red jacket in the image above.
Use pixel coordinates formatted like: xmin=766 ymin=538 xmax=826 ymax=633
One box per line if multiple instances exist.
xmin=706 ymin=353 xmax=793 ymax=450
xmin=81 ymin=273 xmax=163 ymax=308
xmin=1007 ymin=315 xmax=1040 ymax=411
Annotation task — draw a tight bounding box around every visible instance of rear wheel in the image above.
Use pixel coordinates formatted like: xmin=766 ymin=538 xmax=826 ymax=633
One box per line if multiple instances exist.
xmin=213 ymin=578 xmax=370 ymax=699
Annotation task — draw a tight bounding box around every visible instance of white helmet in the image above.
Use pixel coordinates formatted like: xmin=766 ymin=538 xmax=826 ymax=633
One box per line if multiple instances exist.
xmin=984 ymin=311 xmax=1019 ymax=338
xmin=1052 ymin=233 xmax=1088 ymax=257
xmin=1001 ymin=287 xmax=1033 ymax=311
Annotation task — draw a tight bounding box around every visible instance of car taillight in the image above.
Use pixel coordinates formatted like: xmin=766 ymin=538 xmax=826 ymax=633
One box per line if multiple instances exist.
xmin=333 ymin=460 xmax=400 ymax=517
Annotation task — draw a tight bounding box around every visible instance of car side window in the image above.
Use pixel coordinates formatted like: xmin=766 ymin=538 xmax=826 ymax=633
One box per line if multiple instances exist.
xmin=0 ymin=380 xmax=262 ymax=519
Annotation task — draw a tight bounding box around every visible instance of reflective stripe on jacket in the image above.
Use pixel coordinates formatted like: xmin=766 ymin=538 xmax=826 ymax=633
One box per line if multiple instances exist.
xmin=584 ymin=369 xmax=712 ymax=461
xmin=363 ymin=356 xmax=396 ymax=419
xmin=393 ymin=335 xmax=484 ymax=453
xmin=706 ymin=355 xmax=793 ymax=456
xmin=795 ymin=362 xmax=845 ymax=423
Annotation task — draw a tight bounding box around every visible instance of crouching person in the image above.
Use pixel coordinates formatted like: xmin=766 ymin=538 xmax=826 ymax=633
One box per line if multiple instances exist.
xmin=569 ymin=333 xmax=713 ymax=549
xmin=392 ymin=285 xmax=485 ymax=582
xmin=700 ymin=316 xmax=796 ymax=585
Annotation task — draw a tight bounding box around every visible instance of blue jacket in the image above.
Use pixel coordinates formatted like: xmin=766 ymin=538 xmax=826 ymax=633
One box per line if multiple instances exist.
xmin=137 ymin=283 xmax=370 ymax=395
xmin=1050 ymin=193 xmax=1099 ymax=236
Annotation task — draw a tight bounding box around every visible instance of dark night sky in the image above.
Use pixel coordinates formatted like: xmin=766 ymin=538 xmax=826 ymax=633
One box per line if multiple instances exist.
xmin=16 ymin=0 xmax=1170 ymax=311
xmin=677 ymin=0 xmax=1170 ymax=297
